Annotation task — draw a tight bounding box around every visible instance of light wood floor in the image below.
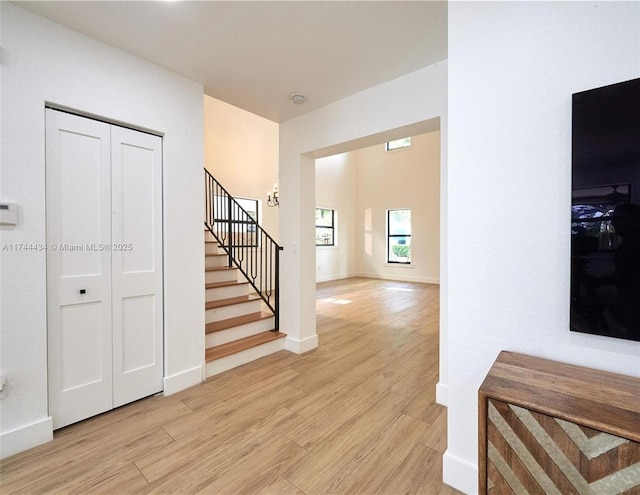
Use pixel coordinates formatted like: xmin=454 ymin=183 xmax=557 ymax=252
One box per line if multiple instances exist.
xmin=1 ymin=277 xmax=462 ymax=495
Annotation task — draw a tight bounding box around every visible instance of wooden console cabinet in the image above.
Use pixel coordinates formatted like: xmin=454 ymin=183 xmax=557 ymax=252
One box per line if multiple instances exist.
xmin=478 ymin=351 xmax=640 ymax=494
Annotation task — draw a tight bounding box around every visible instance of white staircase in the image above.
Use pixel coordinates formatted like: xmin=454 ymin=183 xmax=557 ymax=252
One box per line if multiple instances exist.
xmin=204 ymin=234 xmax=286 ymax=378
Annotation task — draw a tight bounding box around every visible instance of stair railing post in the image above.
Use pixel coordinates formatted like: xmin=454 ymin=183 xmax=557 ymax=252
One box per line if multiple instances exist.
xmin=227 ymin=194 xmax=233 ymax=268
xmin=275 ymin=245 xmax=281 ymax=332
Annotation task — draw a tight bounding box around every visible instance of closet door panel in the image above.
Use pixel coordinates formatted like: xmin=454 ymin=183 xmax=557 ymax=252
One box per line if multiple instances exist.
xmin=46 ymin=109 xmax=113 ymax=429
xmin=111 ymin=126 xmax=163 ymax=407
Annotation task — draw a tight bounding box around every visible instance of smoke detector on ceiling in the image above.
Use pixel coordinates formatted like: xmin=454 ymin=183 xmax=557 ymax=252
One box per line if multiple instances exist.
xmin=290 ymin=93 xmax=306 ymax=105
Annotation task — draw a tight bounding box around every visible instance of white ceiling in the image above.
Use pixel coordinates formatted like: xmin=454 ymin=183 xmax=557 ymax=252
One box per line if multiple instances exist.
xmin=15 ymin=1 xmax=447 ymax=123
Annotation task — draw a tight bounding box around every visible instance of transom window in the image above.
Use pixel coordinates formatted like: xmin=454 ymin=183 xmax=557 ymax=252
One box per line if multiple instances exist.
xmin=387 ymin=209 xmax=411 ymax=264
xmin=316 ymin=208 xmax=335 ymax=246
xmin=385 ymin=137 xmax=411 ymax=151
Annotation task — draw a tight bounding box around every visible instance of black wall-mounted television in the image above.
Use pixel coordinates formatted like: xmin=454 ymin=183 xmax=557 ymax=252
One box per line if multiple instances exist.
xmin=571 ymin=77 xmax=640 ymax=342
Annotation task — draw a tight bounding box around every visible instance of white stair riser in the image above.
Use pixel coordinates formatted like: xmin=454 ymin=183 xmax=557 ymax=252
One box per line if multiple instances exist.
xmin=205 ymin=269 xmax=238 ymax=285
xmin=205 ymin=243 xmax=220 ymax=255
xmin=205 ymin=255 xmax=228 ymax=268
xmin=205 ymin=338 xmax=285 ymax=378
xmin=206 ymin=283 xmax=250 ymax=301
xmin=206 ymin=317 xmax=275 ymax=347
xmin=206 ymin=299 xmax=263 ymax=323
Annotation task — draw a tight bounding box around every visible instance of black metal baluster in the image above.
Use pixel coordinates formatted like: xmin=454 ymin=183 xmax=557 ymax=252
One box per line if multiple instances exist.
xmin=204 ymin=168 xmax=281 ymax=326
xmin=275 ymin=243 xmax=280 ymax=331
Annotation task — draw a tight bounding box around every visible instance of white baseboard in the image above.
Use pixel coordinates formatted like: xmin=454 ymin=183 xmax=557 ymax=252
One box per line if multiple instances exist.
xmin=436 ymin=381 xmax=448 ymax=406
xmin=285 ymin=334 xmax=318 ymax=354
xmin=1 ymin=416 xmax=53 ymax=460
xmin=315 ymin=272 xmax=357 ymax=283
xmin=163 ymin=364 xmax=203 ymax=396
xmin=442 ymin=449 xmax=478 ymax=495
xmin=355 ymin=271 xmax=439 ymax=284
xmin=315 ymin=273 xmax=440 ymax=284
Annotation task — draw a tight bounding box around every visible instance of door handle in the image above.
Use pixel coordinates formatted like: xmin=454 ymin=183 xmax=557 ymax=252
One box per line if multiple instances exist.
xmin=80 ymin=289 xmax=86 ymax=294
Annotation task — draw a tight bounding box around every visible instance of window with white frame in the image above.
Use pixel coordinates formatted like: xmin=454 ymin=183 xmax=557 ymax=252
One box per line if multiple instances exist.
xmin=387 ymin=209 xmax=411 ymax=263
xmin=385 ymin=137 xmax=411 ymax=151
xmin=214 ymin=196 xmax=260 ymax=247
xmin=315 ymin=208 xmax=335 ymax=246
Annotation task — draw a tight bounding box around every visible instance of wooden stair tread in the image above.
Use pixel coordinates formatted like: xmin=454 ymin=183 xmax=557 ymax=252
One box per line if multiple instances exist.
xmin=205 ymin=331 xmax=286 ymax=362
xmin=205 ymin=266 xmax=235 ymax=272
xmin=205 ymin=294 xmax=261 ymax=310
xmin=205 ymin=253 xmax=226 ymax=258
xmin=205 ymin=280 xmax=249 ymax=290
xmin=206 ymin=311 xmax=273 ymax=334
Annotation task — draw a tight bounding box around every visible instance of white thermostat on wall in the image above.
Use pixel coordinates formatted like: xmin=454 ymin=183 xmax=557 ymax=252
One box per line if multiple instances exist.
xmin=0 ymin=202 xmax=18 ymax=225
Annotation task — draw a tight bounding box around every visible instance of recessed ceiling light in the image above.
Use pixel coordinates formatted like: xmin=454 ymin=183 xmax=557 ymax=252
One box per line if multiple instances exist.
xmin=290 ymin=94 xmax=306 ymax=105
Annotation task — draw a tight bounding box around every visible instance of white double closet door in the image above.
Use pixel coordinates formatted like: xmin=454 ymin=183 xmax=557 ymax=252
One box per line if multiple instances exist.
xmin=46 ymin=109 xmax=163 ymax=429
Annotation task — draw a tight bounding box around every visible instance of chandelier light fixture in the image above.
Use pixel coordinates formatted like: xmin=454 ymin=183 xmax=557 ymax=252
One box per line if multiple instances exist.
xmin=267 ymin=182 xmax=279 ymax=207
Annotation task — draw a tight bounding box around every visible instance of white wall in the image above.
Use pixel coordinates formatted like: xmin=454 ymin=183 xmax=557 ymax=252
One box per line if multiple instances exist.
xmin=355 ymin=131 xmax=440 ymax=284
xmin=204 ymin=96 xmax=280 ymax=240
xmin=0 ymin=4 xmax=204 ymax=458
xmin=315 ymin=132 xmax=441 ymax=284
xmin=315 ymin=153 xmax=358 ymax=282
xmin=446 ymin=3 xmax=640 ymax=493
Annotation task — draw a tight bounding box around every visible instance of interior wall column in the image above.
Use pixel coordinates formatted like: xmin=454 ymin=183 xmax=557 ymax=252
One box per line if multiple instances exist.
xmin=279 ymin=148 xmax=318 ymax=353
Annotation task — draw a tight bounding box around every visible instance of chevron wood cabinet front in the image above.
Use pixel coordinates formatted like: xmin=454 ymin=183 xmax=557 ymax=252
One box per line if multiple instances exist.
xmin=479 ymin=351 xmax=640 ymax=494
